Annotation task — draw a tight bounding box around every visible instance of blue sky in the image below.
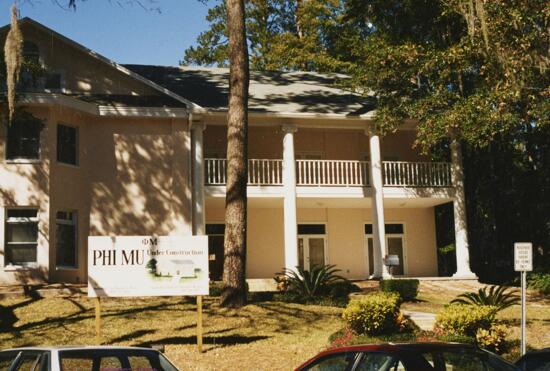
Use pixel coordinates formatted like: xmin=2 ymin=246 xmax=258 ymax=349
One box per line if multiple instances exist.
xmin=0 ymin=0 xmax=212 ymax=66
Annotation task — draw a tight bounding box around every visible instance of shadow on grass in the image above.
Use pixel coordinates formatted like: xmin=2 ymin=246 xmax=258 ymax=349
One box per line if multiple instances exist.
xmin=109 ymin=329 xmax=157 ymax=344
xmin=0 ymin=295 xmax=44 ymax=332
xmin=136 ymin=334 xmax=270 ymax=352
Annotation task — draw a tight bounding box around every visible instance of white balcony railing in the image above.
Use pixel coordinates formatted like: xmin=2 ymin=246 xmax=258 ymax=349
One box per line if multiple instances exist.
xmin=204 ymin=158 xmax=452 ymax=187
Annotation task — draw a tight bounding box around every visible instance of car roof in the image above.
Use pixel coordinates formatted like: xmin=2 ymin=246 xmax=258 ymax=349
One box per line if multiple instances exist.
xmin=0 ymin=346 xmax=158 ymax=352
xmin=319 ymin=342 xmax=478 ymax=354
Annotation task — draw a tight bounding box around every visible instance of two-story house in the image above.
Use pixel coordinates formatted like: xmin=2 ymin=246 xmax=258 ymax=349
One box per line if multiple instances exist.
xmin=0 ymin=18 xmax=476 ymax=285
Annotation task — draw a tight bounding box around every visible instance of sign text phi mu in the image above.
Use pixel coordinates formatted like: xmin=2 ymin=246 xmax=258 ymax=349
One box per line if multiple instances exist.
xmin=88 ymin=236 xmax=209 ymax=298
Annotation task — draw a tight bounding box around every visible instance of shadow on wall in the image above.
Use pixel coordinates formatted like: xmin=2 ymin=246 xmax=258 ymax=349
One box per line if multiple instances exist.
xmin=89 ymin=121 xmax=192 ymax=236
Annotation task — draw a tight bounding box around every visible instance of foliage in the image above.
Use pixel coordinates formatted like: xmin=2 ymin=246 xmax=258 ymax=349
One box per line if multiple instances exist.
xmin=451 ymin=285 xmax=519 ymax=312
xmin=476 ymin=324 xmax=508 ymax=353
xmin=276 ymin=264 xmax=347 ymax=300
xmin=4 ymin=5 xmax=23 ymax=122
xmin=527 ymin=272 xmax=550 ymax=295
xmin=434 ymin=304 xmax=497 ymax=337
xmin=342 ymin=292 xmax=401 ymax=335
xmin=379 ymin=279 xmax=419 ymax=301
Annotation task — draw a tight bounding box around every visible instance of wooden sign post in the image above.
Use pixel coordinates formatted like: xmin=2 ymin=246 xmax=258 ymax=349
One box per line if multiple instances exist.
xmin=197 ymin=295 xmax=203 ymax=353
xmin=95 ymin=297 xmax=101 ymax=345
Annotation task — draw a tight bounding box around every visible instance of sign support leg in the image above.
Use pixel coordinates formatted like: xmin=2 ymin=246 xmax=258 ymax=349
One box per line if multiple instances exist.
xmin=197 ymin=295 xmax=203 ymax=353
xmin=521 ymin=271 xmax=527 ymax=355
xmin=95 ymin=297 xmax=101 ymax=345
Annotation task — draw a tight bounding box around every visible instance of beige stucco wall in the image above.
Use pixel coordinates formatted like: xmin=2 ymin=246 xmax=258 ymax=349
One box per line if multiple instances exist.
xmin=0 ymin=105 xmax=193 ymax=285
xmin=204 ymin=126 xmax=427 ymax=162
xmin=206 ymin=206 xmax=438 ymax=279
xmin=0 ymin=23 xmax=160 ymax=96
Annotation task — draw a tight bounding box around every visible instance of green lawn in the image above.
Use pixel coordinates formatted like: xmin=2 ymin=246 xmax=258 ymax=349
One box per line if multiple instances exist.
xmin=0 ymin=296 xmax=342 ymax=371
xmin=1 ymin=282 xmax=548 ymax=370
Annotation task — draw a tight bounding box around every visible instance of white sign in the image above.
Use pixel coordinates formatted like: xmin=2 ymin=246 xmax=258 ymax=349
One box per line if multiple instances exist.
xmin=514 ymin=242 xmax=533 ymax=272
xmin=88 ymin=236 xmax=209 ymax=297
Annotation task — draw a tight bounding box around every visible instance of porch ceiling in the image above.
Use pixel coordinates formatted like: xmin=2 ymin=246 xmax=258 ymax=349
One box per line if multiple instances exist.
xmin=205 ymin=196 xmax=452 ymax=209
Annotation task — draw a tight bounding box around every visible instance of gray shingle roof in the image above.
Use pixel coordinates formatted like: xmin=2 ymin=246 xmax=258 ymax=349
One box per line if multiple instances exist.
xmin=124 ymin=65 xmax=375 ymax=116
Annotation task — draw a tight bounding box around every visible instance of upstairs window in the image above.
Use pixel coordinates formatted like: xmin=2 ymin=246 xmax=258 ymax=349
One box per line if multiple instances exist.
xmin=5 ymin=209 xmax=39 ymax=266
xmin=57 ymin=124 xmax=78 ymax=165
xmin=6 ymin=112 xmax=44 ymax=160
xmin=23 ymin=42 xmax=40 ymax=64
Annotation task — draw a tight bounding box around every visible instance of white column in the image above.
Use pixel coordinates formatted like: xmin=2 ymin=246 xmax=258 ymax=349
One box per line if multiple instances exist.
xmin=368 ymin=128 xmax=391 ymax=278
xmin=192 ymin=123 xmax=206 ymax=235
xmin=282 ymin=124 xmax=298 ymax=271
xmin=451 ymin=134 xmax=477 ymax=278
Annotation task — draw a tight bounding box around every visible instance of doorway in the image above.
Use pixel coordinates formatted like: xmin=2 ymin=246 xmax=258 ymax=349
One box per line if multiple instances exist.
xmin=364 ymin=223 xmax=406 ymax=276
xmin=206 ymin=224 xmax=225 ymax=280
xmin=297 ymin=224 xmax=327 ymax=271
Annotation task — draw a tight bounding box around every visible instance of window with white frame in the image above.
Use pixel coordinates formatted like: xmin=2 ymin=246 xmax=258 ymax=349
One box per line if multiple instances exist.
xmin=57 ymin=124 xmax=79 ymax=166
xmin=55 ymin=211 xmax=77 ymax=268
xmin=5 ymin=209 xmax=39 ymax=266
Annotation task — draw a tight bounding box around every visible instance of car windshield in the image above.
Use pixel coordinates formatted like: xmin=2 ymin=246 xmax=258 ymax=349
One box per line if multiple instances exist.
xmin=420 ymin=348 xmax=517 ymax=371
xmin=58 ymin=349 xmax=179 ymax=371
xmin=517 ymin=353 xmax=550 ymax=371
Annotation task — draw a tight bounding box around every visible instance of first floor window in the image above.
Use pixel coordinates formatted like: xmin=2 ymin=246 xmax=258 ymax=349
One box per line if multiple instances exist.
xmin=5 ymin=209 xmax=39 ymax=266
xmin=56 ymin=211 xmax=77 ymax=268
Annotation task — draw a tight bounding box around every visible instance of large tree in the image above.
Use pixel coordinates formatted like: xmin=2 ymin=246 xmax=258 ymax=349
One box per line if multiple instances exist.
xmin=221 ymin=0 xmax=250 ymax=307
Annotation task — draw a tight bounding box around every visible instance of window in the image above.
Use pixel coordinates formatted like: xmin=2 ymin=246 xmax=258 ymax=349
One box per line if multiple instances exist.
xmin=302 ymin=352 xmax=358 ymax=371
xmin=355 ymin=352 xmax=403 ymax=371
xmin=23 ymin=42 xmax=40 ymax=64
xmin=298 ymin=224 xmax=326 ymax=235
xmin=5 ymin=209 xmax=39 ymax=266
xmin=6 ymin=117 xmax=43 ymax=160
xmin=57 ymin=124 xmax=78 ymax=165
xmin=364 ymin=224 xmax=404 ymax=235
xmin=56 ymin=211 xmax=77 ymax=268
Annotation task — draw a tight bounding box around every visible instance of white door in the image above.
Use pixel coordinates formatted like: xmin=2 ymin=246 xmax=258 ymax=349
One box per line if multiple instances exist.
xmin=298 ymin=236 xmax=326 ymax=271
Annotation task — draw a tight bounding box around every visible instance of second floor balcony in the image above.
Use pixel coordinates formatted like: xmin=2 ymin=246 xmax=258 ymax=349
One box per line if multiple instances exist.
xmin=204 ymin=158 xmax=452 ymax=188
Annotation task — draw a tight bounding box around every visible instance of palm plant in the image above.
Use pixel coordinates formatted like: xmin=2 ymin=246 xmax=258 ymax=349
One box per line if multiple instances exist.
xmin=451 ymin=285 xmax=519 ymax=312
xmin=277 ymin=264 xmax=346 ymax=300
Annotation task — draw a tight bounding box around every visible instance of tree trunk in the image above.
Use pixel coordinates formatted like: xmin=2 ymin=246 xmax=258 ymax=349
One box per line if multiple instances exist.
xmin=221 ymin=0 xmax=249 ymax=308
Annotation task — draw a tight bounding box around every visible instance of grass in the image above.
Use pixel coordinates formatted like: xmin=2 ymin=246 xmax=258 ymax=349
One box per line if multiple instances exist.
xmin=1 ymin=281 xmax=548 ymax=368
xmin=400 ymin=282 xmax=550 ymax=360
xmin=0 ymin=296 xmax=343 ymax=371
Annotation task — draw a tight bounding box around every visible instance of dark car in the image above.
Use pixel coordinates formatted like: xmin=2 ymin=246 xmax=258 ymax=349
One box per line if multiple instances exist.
xmin=0 ymin=346 xmax=179 ymax=371
xmin=516 ymin=348 xmax=550 ymax=371
xmin=295 ymin=342 xmax=518 ymax=371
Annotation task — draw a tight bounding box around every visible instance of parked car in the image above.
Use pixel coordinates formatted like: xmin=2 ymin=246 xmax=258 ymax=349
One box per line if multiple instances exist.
xmin=516 ymin=348 xmax=550 ymax=371
xmin=295 ymin=342 xmax=518 ymax=371
xmin=0 ymin=346 xmax=179 ymax=371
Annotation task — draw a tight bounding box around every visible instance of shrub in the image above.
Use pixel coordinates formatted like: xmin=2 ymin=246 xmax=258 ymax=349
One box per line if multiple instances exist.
xmin=528 ymin=272 xmax=550 ymax=295
xmin=379 ymin=279 xmax=419 ymax=301
xmin=342 ymin=292 xmax=401 ymax=335
xmin=451 ymin=285 xmax=519 ymax=312
xmin=476 ymin=324 xmax=508 ymax=353
xmin=434 ymin=304 xmax=497 ymax=337
xmin=276 ymin=264 xmax=346 ymax=300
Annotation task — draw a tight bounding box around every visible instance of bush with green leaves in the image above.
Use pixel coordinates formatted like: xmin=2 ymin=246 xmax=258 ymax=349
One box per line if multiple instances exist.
xmin=342 ymin=292 xmax=401 ymax=335
xmin=528 ymin=272 xmax=550 ymax=295
xmin=434 ymin=304 xmax=497 ymax=337
xmin=379 ymin=279 xmax=419 ymax=301
xmin=276 ymin=264 xmax=346 ymax=300
xmin=451 ymin=285 xmax=519 ymax=312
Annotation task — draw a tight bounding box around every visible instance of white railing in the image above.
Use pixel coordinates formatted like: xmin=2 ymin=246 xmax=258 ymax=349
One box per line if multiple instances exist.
xmin=204 ymin=158 xmax=283 ymax=185
xmin=296 ymin=160 xmax=370 ymax=186
xmin=204 ymin=158 xmax=452 ymax=187
xmin=383 ymin=161 xmax=452 ymax=187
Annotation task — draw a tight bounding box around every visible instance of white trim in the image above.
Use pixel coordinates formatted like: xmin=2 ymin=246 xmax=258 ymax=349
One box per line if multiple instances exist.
xmin=297 ymin=234 xmax=328 ymax=271
xmin=17 ymin=93 xmax=99 ymax=115
xmin=4 ymin=207 xmax=40 ymax=267
xmin=98 ymin=106 xmax=189 ymax=118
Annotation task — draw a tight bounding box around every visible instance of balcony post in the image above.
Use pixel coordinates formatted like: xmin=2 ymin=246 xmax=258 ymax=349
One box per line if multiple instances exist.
xmin=450 ymin=134 xmax=477 ymax=278
xmin=192 ymin=122 xmax=206 ymax=235
xmin=367 ymin=128 xmax=391 ymax=278
xmin=282 ymin=124 xmax=299 ymax=272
